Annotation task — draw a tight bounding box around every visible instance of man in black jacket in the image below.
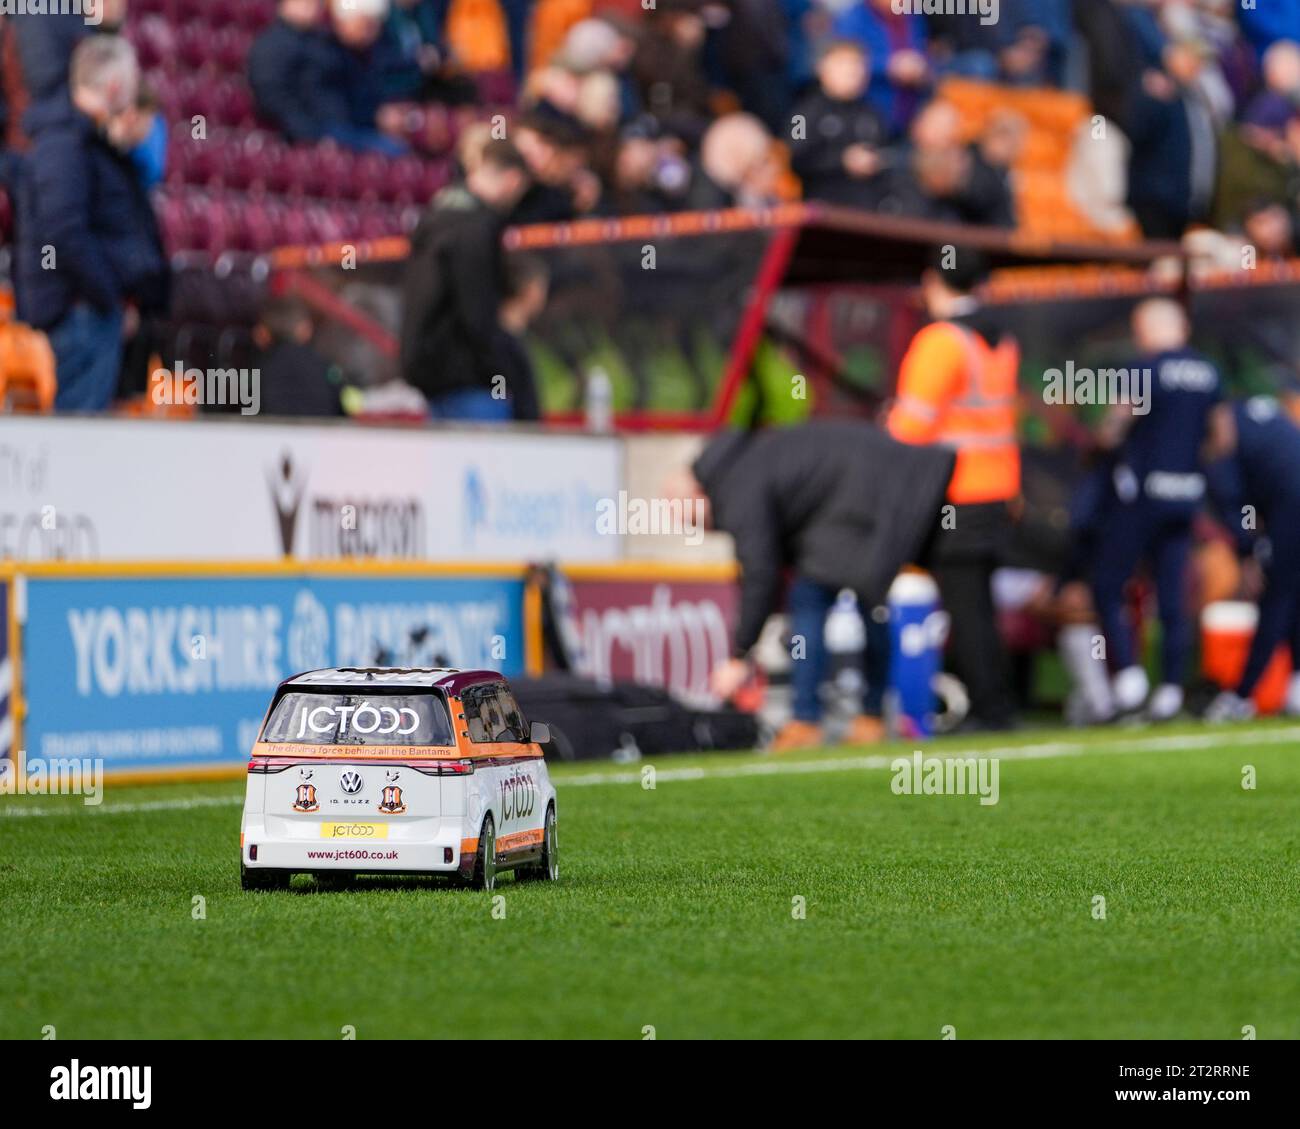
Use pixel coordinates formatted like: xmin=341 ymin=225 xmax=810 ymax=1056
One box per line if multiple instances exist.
xmin=790 ymin=40 xmax=889 ymax=207
xmin=683 ymin=422 xmax=956 ymax=750
xmin=14 ymin=35 xmax=167 ymax=412
xmin=400 ymin=139 xmax=531 ymax=419
xmin=249 ymin=0 xmax=404 ymax=154
xmin=248 ymin=0 xmax=336 ymax=144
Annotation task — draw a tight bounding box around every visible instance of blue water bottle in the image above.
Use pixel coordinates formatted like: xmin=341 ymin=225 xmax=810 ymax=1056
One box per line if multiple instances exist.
xmin=888 ymin=572 xmax=947 ymax=737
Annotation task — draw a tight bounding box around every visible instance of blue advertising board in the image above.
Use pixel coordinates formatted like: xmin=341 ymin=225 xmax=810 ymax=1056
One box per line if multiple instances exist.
xmin=21 ymin=573 xmax=526 ymax=775
xmin=0 ymin=577 xmax=9 ymax=768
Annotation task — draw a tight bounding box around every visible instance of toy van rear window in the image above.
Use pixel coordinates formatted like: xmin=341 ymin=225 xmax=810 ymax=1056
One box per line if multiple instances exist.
xmin=260 ymin=692 xmax=455 ymax=747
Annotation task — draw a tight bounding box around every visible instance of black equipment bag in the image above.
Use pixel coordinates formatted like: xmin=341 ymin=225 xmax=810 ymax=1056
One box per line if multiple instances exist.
xmin=511 ymin=674 xmax=761 ymax=762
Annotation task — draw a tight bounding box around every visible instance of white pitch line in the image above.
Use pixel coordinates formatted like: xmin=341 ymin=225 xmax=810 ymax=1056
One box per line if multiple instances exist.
xmin=557 ymin=724 xmax=1300 ymax=787
xmin=2 ymin=726 xmax=1298 ymax=817
xmin=0 ymin=795 xmax=243 ymax=819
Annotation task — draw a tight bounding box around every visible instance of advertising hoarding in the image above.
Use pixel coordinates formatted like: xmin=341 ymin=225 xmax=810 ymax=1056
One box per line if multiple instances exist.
xmin=19 ymin=568 xmax=527 ymax=777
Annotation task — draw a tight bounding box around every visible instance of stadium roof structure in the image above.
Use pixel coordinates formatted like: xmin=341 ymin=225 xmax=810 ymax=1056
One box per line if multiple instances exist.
xmin=268 ymin=203 xmax=1189 ymax=431
xmin=504 ymin=203 xmax=1186 ymax=428
xmin=503 ymin=201 xmax=1186 ymax=286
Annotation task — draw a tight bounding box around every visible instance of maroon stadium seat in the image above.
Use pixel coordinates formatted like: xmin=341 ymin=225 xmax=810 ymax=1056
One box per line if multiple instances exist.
xmin=232 ymin=0 xmax=277 ymax=32
xmin=213 ymin=77 xmax=257 ymax=128
xmin=305 ymin=204 xmax=346 ymax=245
xmin=221 ymin=131 xmax=284 ymax=194
xmin=214 ymin=26 xmax=254 ymax=72
xmin=130 ymin=16 xmax=178 ymax=72
xmin=175 ymin=22 xmax=218 ymax=71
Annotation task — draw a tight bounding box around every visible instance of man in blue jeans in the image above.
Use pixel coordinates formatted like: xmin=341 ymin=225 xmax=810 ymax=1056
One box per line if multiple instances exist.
xmin=15 ymin=36 xmax=167 ymax=412
xmin=46 ymin=305 xmax=126 ymax=412
xmin=788 ymin=578 xmax=893 ymax=739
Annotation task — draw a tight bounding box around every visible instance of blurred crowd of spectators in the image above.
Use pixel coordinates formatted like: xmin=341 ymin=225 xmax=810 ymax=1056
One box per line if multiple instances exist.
xmin=246 ymin=0 xmax=479 ymax=156
xmin=6 ymin=0 xmax=1300 ymax=412
xmin=230 ymin=0 xmax=1300 ymax=250
xmin=3 ymin=2 xmax=1300 ymax=251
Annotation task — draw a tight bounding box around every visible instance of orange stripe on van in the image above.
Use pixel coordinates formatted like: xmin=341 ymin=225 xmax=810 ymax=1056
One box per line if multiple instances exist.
xmin=461 ymin=828 xmax=543 ymax=857
xmin=497 ymin=828 xmax=545 ymax=852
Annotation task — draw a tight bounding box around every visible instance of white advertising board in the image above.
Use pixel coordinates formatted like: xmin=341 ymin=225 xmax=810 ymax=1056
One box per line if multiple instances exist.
xmin=0 ymin=418 xmax=623 ymax=562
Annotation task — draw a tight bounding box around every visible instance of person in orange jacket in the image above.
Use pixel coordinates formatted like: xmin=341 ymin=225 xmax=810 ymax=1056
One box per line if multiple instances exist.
xmin=888 ymin=248 xmax=1021 ymax=730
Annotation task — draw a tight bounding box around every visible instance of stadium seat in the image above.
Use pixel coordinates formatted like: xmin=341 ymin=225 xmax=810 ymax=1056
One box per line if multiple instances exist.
xmin=232 ymin=0 xmax=277 ymax=32
xmin=448 ymin=0 xmax=512 ymax=72
xmin=0 ymin=187 xmax=13 ymax=245
xmin=129 ymin=15 xmax=179 ymax=72
xmin=306 ymin=204 xmax=347 ymax=245
xmin=938 ymin=78 xmax=1139 ymax=244
xmin=213 ymin=77 xmax=257 ymax=128
xmin=264 ymin=198 xmax=316 ymax=248
xmin=314 ymin=146 xmax=360 ymax=201
xmin=213 ymin=26 xmax=255 ymax=72
xmin=0 ymin=320 xmax=58 ymax=413
xmin=472 ymin=70 xmax=517 ymax=108
xmin=175 ymin=22 xmax=219 ymax=71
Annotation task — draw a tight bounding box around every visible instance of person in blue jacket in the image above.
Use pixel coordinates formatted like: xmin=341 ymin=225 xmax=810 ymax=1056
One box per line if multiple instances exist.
xmin=1203 ymin=394 xmax=1300 ymax=720
xmin=13 ymin=36 xmax=167 ymax=412
xmin=1238 ymin=1 xmax=1300 ymax=56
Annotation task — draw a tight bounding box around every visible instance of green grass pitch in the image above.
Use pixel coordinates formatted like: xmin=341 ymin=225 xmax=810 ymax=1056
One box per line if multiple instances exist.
xmin=2 ymin=722 xmax=1297 ymax=1040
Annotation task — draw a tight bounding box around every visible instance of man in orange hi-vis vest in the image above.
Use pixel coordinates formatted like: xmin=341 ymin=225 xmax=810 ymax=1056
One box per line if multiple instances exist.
xmin=888 ymin=249 xmax=1021 ymax=731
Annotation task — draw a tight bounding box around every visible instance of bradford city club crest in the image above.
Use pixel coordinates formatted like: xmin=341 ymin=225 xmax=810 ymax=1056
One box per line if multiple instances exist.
xmin=378 ymin=785 xmax=406 ymax=815
xmin=293 ymin=783 xmax=319 ymax=813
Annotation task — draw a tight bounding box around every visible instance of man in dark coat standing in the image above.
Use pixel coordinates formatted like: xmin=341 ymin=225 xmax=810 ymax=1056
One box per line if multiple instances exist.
xmin=248 ymin=0 xmax=337 ymax=144
xmin=790 ymin=40 xmax=890 ymax=207
xmin=9 ymin=0 xmax=129 ymax=134
xmin=683 ymin=422 xmax=956 ymax=750
xmin=399 ymin=139 xmax=531 ymax=419
xmin=14 ymin=34 xmax=168 ymax=412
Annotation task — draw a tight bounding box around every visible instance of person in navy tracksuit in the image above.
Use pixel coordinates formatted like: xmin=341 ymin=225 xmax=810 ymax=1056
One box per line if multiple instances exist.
xmin=1089 ymin=299 xmax=1221 ymax=721
xmin=1203 ymin=395 xmax=1300 ymax=720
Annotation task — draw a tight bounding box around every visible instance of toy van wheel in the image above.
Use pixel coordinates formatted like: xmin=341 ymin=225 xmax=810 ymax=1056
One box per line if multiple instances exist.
xmin=518 ymin=803 xmax=558 ymax=882
xmin=471 ymin=814 xmax=497 ymax=892
xmin=241 ymin=864 xmax=290 ymax=892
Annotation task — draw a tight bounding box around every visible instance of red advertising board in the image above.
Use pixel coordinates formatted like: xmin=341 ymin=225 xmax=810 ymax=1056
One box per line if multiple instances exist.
xmin=561 ymin=571 xmax=739 ymax=704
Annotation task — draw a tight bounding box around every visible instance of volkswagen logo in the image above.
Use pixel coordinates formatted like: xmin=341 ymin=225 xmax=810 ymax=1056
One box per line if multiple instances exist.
xmin=339 ymin=771 xmax=364 ymax=795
